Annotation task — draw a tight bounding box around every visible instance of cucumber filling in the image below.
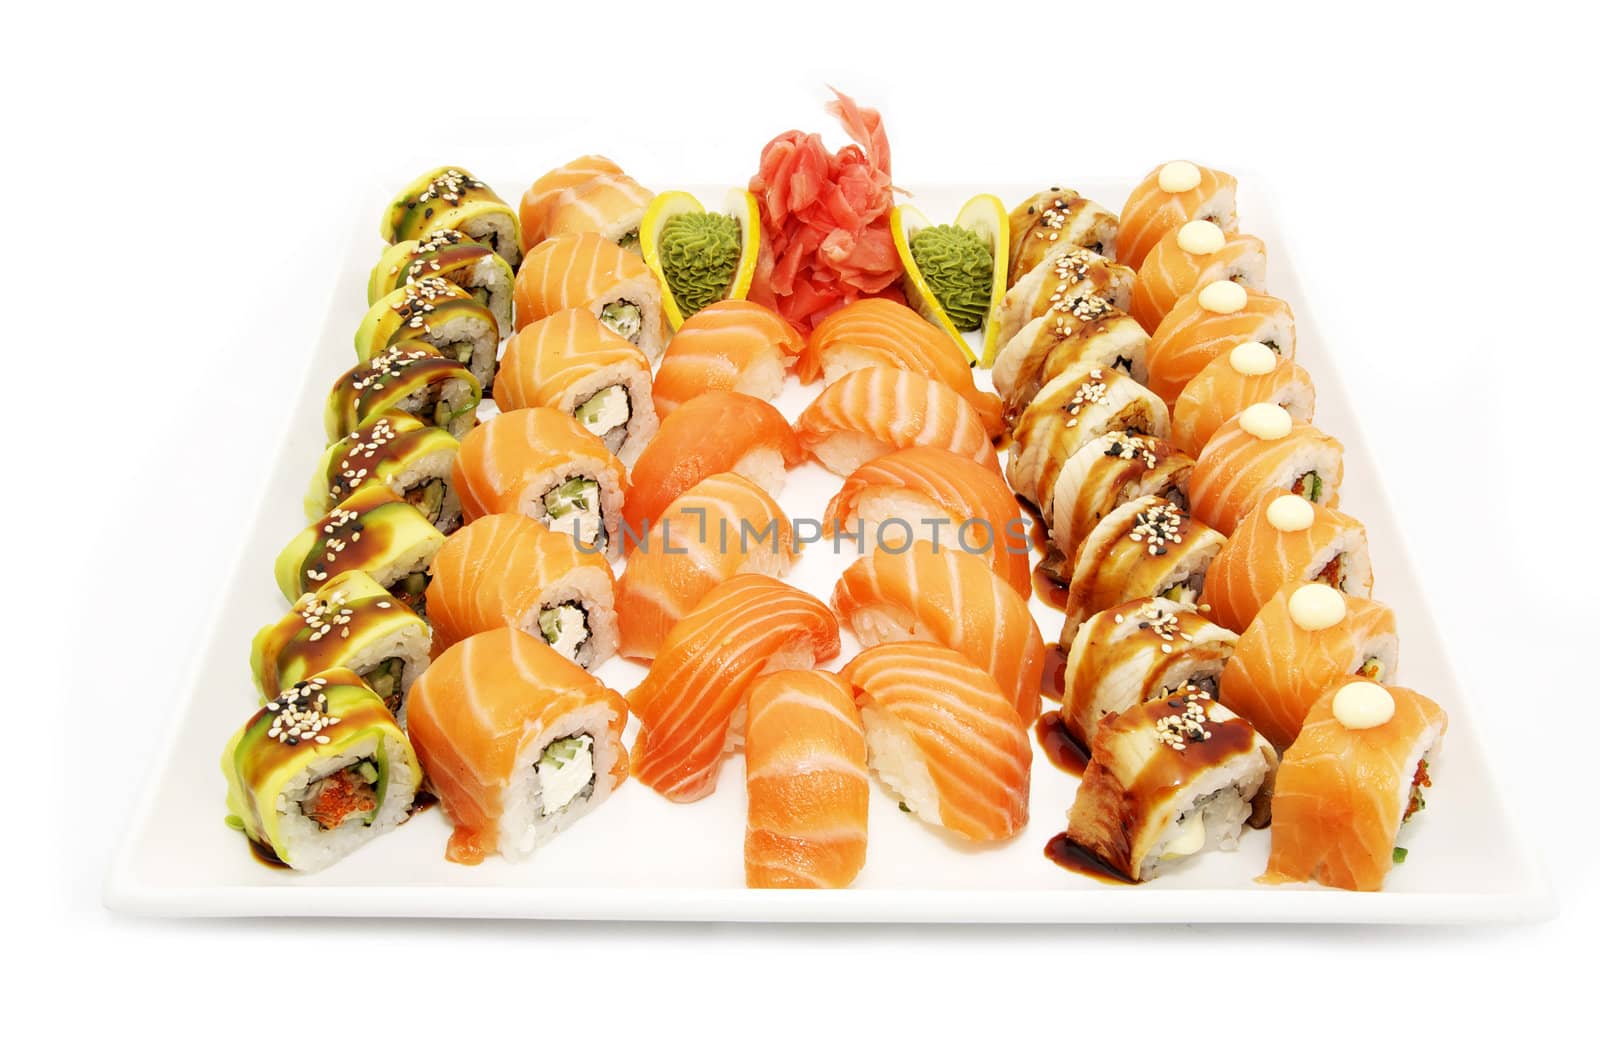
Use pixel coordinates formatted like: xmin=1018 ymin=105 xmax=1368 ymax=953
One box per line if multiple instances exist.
xmin=617 ymin=230 xmax=641 ymax=254
xmin=599 ymin=299 xmax=643 ymax=343
xmin=1160 ymin=575 xmax=1203 ymax=606
xmin=362 ymin=657 xmax=407 ymax=715
xmin=1356 ymin=656 xmax=1385 ymax=681
xmin=301 ymin=757 xmax=380 ymax=830
xmin=574 ymin=384 xmax=632 ymax=441
xmin=537 ymin=735 xmax=596 ymax=816
xmin=1292 ymin=470 xmax=1325 ymax=503
xmin=1403 ymin=759 xmax=1431 ymax=823
xmin=444 ymin=340 xmax=476 ymax=365
xmin=543 ymin=477 xmax=603 ymax=547
xmin=537 ymin=602 xmax=591 ymax=662
xmin=389 ymin=573 xmax=429 ymax=618
xmin=404 ymin=479 xmax=449 ymax=526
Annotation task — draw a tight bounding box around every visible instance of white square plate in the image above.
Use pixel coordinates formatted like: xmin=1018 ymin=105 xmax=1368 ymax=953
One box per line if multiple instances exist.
xmin=105 ymin=182 xmax=1552 ymax=922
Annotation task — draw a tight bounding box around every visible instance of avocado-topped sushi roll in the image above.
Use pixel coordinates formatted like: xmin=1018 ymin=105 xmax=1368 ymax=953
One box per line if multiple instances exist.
xmin=324 ymin=341 xmax=481 ymax=443
xmin=250 ymin=571 xmax=431 ymax=719
xmin=305 ymin=412 xmax=462 ymax=534
xmin=368 ymin=229 xmax=514 ymax=333
xmin=1006 ymin=188 xmax=1120 ymax=285
xmin=382 ymin=166 xmax=522 ymax=270
xmin=221 ymin=669 xmax=423 ymax=873
xmin=275 ymin=483 xmax=445 ymax=614
xmin=355 ymin=278 xmax=500 ymax=391
xmin=1064 ymin=686 xmax=1277 ymax=881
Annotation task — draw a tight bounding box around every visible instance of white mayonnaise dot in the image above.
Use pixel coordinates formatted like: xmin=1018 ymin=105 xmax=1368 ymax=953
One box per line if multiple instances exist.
xmin=1197 ymin=280 xmax=1248 ymax=314
xmin=1158 ymin=161 xmax=1202 ymax=194
xmin=1332 ymin=682 xmax=1395 ymax=730
xmin=1239 ymin=402 xmax=1293 ymax=440
xmin=1177 ymin=220 xmax=1226 ymax=256
xmin=1266 ymin=493 xmax=1316 ymax=532
xmin=1228 ymin=341 xmax=1277 ymax=376
xmin=1288 ymin=584 xmax=1347 ymax=631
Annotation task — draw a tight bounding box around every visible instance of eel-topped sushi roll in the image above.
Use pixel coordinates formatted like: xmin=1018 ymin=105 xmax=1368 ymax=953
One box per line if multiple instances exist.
xmin=1262 ymin=678 xmax=1446 ymax=891
xmin=275 ymin=483 xmax=445 ymax=614
xmin=542 ymin=173 xmax=654 ymax=252
xmin=1221 ymin=582 xmax=1399 ymax=750
xmin=1060 ymin=597 xmax=1239 ymax=747
xmin=996 ymin=247 xmax=1136 ymax=351
xmin=519 ymin=155 xmax=624 ymax=251
xmin=1064 ymin=686 xmax=1276 ymax=882
xmin=1130 ymin=222 xmax=1268 ymax=333
xmin=406 ymin=628 xmax=630 ymax=865
xmin=382 ymin=166 xmax=522 ymax=269
xmin=513 ymin=232 xmax=666 ymax=358
xmin=1146 ymin=282 xmax=1296 ymax=406
xmin=367 ymin=228 xmax=514 ymax=334
xmin=250 ymin=570 xmax=430 ymax=719
xmin=1058 ymin=494 xmax=1227 ymax=645
xmin=1006 ymin=188 xmax=1120 ymax=285
xmin=1200 ymin=490 xmax=1373 ymax=634
xmin=221 ymin=669 xmax=423 ymax=873
xmin=795 ymin=367 xmax=1001 ymax=476
xmin=991 ymin=296 xmax=1150 ymax=419
xmin=1172 ymin=340 xmax=1314 ymax=456
xmin=453 ymin=407 xmax=630 ymax=561
xmin=652 ymin=300 xmax=806 ymax=417
xmin=324 ymin=341 xmax=481 ymax=443
xmin=1117 ymin=161 xmax=1239 ymax=271
xmin=355 ymin=278 xmax=500 ymax=391
xmin=494 ymin=308 xmax=658 ymax=464
xmin=305 ymin=412 xmax=462 ymax=533
xmin=1190 ymin=404 xmax=1344 ymax=536
xmin=1047 ymin=431 xmax=1193 ymax=562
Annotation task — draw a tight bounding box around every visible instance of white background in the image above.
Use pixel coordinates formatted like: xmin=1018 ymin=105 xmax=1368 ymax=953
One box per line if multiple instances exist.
xmin=11 ymin=0 xmax=1593 ymax=1056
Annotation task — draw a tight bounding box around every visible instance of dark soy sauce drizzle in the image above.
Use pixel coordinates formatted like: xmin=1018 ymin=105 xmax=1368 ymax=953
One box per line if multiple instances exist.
xmin=410 ymin=792 xmax=439 ymax=814
xmin=1039 ymin=645 xmax=1068 ymax=704
xmin=1034 ymin=709 xmax=1088 ymax=777
xmin=1045 ymin=833 xmax=1136 ymax=885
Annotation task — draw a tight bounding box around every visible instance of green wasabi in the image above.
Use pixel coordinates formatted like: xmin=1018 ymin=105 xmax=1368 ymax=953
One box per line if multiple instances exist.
xmin=658 ymin=212 xmax=741 ymax=318
xmin=909 ymin=224 xmax=992 ymax=332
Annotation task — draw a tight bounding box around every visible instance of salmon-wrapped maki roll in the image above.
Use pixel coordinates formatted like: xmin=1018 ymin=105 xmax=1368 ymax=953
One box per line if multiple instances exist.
xmin=275 ymin=483 xmax=444 ymax=614
xmin=1130 ymin=223 xmax=1268 ymax=333
xmin=425 ymin=513 xmax=619 ymax=670
xmin=1221 ymin=583 xmax=1398 ymax=750
xmin=652 ymin=300 xmax=805 ymax=418
xmin=513 ymin=232 xmax=665 ymax=358
xmin=622 ymin=392 xmax=800 ymax=534
xmin=324 ymin=341 xmax=481 ymax=443
xmin=1059 ymin=494 xmax=1227 ymax=645
xmin=368 ymin=228 xmax=514 ymax=334
xmin=1047 ymin=431 xmax=1193 ymax=562
xmin=807 ymin=298 xmax=1004 ymax=436
xmin=996 ymin=247 xmax=1136 ymax=351
xmin=306 ymin=412 xmax=462 ymax=533
xmin=630 ymin=575 xmax=841 ymax=802
xmin=1190 ymin=404 xmax=1343 ymax=536
xmin=1262 ymin=678 xmax=1446 ymax=891
xmin=616 ymin=472 xmax=798 ymax=660
xmin=453 ymin=407 xmax=630 ymax=560
xmin=1065 ymin=686 xmax=1276 ymax=881
xmin=1172 ymin=341 xmax=1314 ymax=455
xmin=1146 ymin=282 xmax=1296 ymax=406
xmin=1118 ymin=161 xmax=1239 ymax=271
xmin=493 ymin=308 xmax=658 ymax=464
xmin=992 ymin=297 xmax=1150 ymax=419
xmin=832 ymin=540 xmax=1045 ymax=721
xmin=823 ymin=446 xmax=1029 ymax=599
xmin=1060 ymin=597 xmax=1239 ymax=746
xmin=1006 ymin=188 xmax=1119 ymax=285
xmin=1200 ymin=490 xmax=1372 ymax=634
xmin=519 ymin=155 xmax=624 ymax=251
xmin=744 ymin=670 xmax=870 ymax=889
xmin=406 ymin=628 xmax=629 ymax=865
xmin=355 ymin=278 xmax=500 ymax=391
xmin=1008 ymin=364 xmax=1169 ymax=520
xmin=382 ymin=165 xmax=522 ymax=269
xmin=795 ymin=367 xmax=1001 ymax=476
xmin=543 ymin=173 xmax=653 ymax=252
xmin=250 ymin=571 xmax=430 ymax=718
xmin=221 ymin=670 xmax=423 ymax=873
xmin=840 ymin=642 xmax=1031 ymax=842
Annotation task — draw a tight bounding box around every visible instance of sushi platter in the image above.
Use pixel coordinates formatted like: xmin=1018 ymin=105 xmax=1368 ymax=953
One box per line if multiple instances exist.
xmin=106 ymin=105 xmax=1548 ymax=921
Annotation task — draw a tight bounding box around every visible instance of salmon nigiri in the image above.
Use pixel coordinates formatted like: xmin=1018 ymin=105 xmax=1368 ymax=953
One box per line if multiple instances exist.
xmin=806 ymin=298 xmax=1004 ymax=436
xmin=519 ymin=155 xmax=624 ymax=251
xmin=652 ymin=300 xmax=806 ymax=418
xmin=841 ymin=641 xmax=1031 ymax=841
xmin=629 ymin=575 xmax=841 ymax=802
xmin=832 ymin=540 xmax=1046 ymax=721
xmin=744 ymin=670 xmax=869 ymax=889
xmin=615 ymin=472 xmax=799 ymax=660
xmin=823 ymin=446 xmax=1030 ymax=599
xmin=1145 ymin=284 xmax=1296 ymax=406
xmin=1129 ymin=223 xmax=1267 ymax=333
xmin=1117 ymin=161 xmax=1239 ymax=271
xmin=405 ymin=627 xmax=630 ymax=865
xmin=1189 ymin=405 xmax=1343 ymax=536
xmin=795 ymin=367 xmax=1000 ymax=476
xmin=621 ymin=392 xmax=800 ymax=535
xmin=1262 ymin=678 xmax=1446 ymax=892
xmin=1171 ymin=341 xmax=1314 ymax=456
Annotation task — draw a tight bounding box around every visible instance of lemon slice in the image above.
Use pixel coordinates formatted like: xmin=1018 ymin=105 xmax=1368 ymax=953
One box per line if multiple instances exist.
xmin=891 ymin=194 xmax=1010 ymax=367
xmin=641 ymin=189 xmax=761 ymax=330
